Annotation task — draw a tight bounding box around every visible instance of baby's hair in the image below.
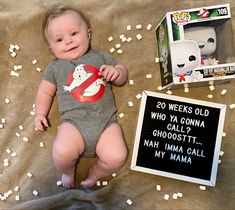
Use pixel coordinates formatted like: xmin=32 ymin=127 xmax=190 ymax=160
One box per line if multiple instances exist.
xmin=43 ymin=6 xmax=91 ymax=40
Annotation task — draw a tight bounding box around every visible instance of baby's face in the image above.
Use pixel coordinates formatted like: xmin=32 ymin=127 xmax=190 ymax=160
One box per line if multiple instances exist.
xmin=46 ymin=10 xmax=90 ymax=60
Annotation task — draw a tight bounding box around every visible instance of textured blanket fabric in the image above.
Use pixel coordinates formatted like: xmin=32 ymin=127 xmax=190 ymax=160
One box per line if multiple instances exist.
xmin=0 ymin=0 xmax=235 ymax=209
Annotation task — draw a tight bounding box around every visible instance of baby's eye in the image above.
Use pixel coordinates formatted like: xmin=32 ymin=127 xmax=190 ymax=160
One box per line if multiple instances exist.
xmin=56 ymin=38 xmax=63 ymax=42
xmin=72 ymin=31 xmax=79 ymax=36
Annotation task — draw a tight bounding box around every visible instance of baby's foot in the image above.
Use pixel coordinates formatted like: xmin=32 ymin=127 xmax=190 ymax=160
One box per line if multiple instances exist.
xmin=80 ymin=167 xmax=98 ymax=188
xmin=61 ymin=173 xmax=75 ymax=188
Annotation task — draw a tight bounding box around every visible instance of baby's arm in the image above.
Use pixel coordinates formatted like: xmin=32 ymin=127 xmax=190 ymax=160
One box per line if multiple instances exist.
xmin=99 ymin=64 xmax=128 ymax=86
xmin=35 ymin=80 xmax=56 ymax=131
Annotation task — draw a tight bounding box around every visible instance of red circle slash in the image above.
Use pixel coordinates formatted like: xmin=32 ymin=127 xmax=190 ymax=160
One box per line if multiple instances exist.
xmin=66 ymin=64 xmax=105 ymax=103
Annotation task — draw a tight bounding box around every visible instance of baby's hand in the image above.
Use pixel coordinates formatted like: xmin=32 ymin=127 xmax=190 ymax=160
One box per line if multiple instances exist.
xmin=99 ymin=65 xmax=120 ymax=82
xmin=35 ymin=114 xmax=49 ymax=131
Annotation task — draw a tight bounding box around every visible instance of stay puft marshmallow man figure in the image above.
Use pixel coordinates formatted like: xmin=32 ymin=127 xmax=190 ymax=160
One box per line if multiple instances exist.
xmin=184 ymin=26 xmax=218 ymax=66
xmin=171 ymin=40 xmax=203 ymax=84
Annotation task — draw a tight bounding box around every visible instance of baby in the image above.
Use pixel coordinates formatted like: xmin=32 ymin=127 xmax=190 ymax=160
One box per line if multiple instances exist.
xmin=34 ymin=6 xmax=128 ymax=188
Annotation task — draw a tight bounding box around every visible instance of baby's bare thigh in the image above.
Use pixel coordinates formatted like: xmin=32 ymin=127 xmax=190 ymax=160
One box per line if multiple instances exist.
xmin=54 ymin=122 xmax=85 ymax=155
xmin=96 ymin=123 xmax=127 ymax=159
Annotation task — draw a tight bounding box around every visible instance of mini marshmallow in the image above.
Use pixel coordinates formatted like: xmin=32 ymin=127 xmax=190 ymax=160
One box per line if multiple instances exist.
xmin=199 ymin=185 xmax=206 ymax=190
xmin=157 ymin=86 xmax=163 ymax=91
xmin=117 ymin=49 xmax=123 ymax=54
xmin=33 ymin=190 xmax=39 ymax=196
xmin=166 ymin=90 xmax=172 ymax=95
xmin=156 ymin=184 xmax=161 ymax=191
xmin=6 ymin=148 xmax=12 ymax=154
xmin=15 ymin=195 xmax=20 ymax=201
xmin=229 ymin=104 xmax=235 ymax=109
xmin=126 ymin=199 xmax=133 ymax=205
xmin=1 ymin=118 xmax=6 ymax=124
xmin=172 ymin=193 xmax=178 ymax=200
xmin=11 ymin=152 xmax=17 ymax=157
xmin=30 ymin=111 xmax=35 ymax=116
xmin=14 ymin=45 xmax=20 ymax=50
xmin=11 ymin=52 xmax=17 ymax=57
xmin=109 ymin=48 xmax=115 ymax=53
xmin=14 ymin=186 xmax=20 ymax=192
xmin=40 ymin=142 xmax=44 ymax=148
xmin=184 ymin=87 xmax=189 ymax=93
xmin=4 ymin=162 xmax=9 ymax=167
xmin=19 ymin=125 xmax=24 ymax=130
xmin=102 ymin=181 xmax=108 ymax=186
xmin=136 ymin=24 xmax=142 ymax=29
xmin=127 ymin=37 xmax=132 ymax=43
xmin=4 ymin=159 xmax=9 ymax=163
xmin=147 ymin=24 xmax=152 ymax=30
xmin=221 ymin=89 xmax=227 ymax=95
xmin=128 ymin=101 xmax=134 ymax=107
xmin=108 ymin=36 xmax=113 ymax=42
xmin=136 ymin=93 xmax=142 ymax=99
xmin=222 ymin=132 xmax=226 ymax=137
xmin=112 ymin=173 xmax=117 ymax=177
xmin=129 ymin=80 xmax=134 ymax=85
xmin=27 ymin=172 xmax=33 ymax=177
xmin=23 ymin=137 xmax=29 ymax=142
xmin=32 ymin=59 xmax=38 ymax=65
xmin=155 ymin=57 xmax=160 ymax=63
xmin=119 ymin=34 xmax=125 ymax=39
xmin=5 ymin=98 xmax=11 ymax=104
xmin=13 ymin=65 xmax=23 ymax=71
xmin=220 ymin=150 xmax=224 ymax=156
xmin=10 ymin=71 xmax=19 ymax=77
xmin=96 ymin=180 xmax=101 ymax=186
xmin=177 ymin=192 xmax=183 ymax=198
xmin=207 ymin=94 xmax=213 ymax=99
xmin=164 ymin=194 xmax=170 ymax=200
xmin=209 ymin=85 xmax=215 ymax=91
xmin=0 ymin=124 xmax=4 ymax=129
xmin=118 ymin=113 xmax=125 ymax=118
xmin=56 ymin=180 xmax=62 ymax=186
xmin=6 ymin=190 xmax=13 ymax=197
xmin=126 ymin=25 xmax=131 ymax=31
xmin=115 ymin=43 xmax=121 ymax=49
xmin=121 ymin=37 xmax=127 ymax=43
xmin=36 ymin=67 xmax=42 ymax=72
xmin=136 ymin=34 xmax=142 ymax=40
xmin=16 ymin=132 xmax=21 ymax=138
xmin=146 ymin=74 xmax=152 ymax=79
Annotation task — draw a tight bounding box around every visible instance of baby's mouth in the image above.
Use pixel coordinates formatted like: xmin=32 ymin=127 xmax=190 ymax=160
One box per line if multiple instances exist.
xmin=67 ymin=46 xmax=78 ymax=52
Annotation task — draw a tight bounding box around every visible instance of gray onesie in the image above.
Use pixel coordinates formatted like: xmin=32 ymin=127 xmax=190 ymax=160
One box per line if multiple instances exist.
xmin=43 ymin=49 xmax=118 ymax=157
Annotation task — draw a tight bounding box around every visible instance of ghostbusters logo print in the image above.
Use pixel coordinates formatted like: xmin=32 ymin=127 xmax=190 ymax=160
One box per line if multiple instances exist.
xmin=63 ymin=64 xmax=105 ymax=102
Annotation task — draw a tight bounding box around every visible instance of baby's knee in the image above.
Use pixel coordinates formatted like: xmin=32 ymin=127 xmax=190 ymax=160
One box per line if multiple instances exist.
xmin=107 ymin=148 xmax=128 ymax=167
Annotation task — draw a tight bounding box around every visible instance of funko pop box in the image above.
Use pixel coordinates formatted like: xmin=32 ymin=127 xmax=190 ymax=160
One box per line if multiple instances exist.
xmin=155 ymin=4 xmax=235 ymax=89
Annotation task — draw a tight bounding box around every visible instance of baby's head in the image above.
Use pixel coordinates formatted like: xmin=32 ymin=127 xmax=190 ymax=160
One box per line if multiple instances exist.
xmin=43 ymin=6 xmax=91 ymax=60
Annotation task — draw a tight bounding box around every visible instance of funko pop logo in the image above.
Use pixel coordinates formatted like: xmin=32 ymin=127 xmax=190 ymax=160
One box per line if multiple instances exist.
xmin=197 ymin=8 xmax=209 ymax=18
xmin=172 ymin=12 xmax=191 ymax=25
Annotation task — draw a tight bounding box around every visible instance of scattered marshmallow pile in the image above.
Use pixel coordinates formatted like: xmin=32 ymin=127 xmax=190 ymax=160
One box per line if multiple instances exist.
xmin=8 ymin=44 xmax=43 ymax=77
xmin=107 ymin=23 xmax=152 ymax=55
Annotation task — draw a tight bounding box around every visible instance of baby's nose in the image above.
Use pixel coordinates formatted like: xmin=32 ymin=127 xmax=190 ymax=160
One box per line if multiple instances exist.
xmin=66 ymin=39 xmax=73 ymax=45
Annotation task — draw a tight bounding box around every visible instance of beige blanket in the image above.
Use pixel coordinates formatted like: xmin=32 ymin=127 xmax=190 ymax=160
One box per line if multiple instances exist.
xmin=1 ymin=0 xmax=235 ymax=209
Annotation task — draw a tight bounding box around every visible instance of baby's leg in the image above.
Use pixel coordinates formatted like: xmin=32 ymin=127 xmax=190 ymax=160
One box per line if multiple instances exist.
xmin=53 ymin=122 xmax=85 ymax=188
xmin=81 ymin=123 xmax=127 ymax=188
